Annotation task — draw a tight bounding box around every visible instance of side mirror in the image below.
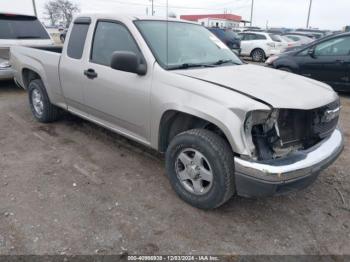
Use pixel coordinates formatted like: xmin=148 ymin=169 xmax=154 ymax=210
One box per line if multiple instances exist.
xmin=110 ymin=51 xmax=147 ymax=76
xmin=308 ymin=48 xmax=316 ymax=58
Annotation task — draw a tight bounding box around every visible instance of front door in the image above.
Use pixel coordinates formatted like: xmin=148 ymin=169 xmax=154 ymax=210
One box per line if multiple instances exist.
xmin=83 ymin=21 xmax=152 ymax=144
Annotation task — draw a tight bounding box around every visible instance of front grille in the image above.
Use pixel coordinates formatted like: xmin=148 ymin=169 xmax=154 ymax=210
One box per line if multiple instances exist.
xmin=277 ymin=99 xmax=340 ymax=148
xmin=312 ymin=99 xmax=340 ymax=139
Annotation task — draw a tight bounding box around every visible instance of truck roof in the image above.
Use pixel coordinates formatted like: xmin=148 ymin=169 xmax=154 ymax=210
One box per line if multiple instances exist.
xmin=0 ymin=13 xmax=37 ymax=19
xmin=74 ymin=13 xmax=194 ymax=24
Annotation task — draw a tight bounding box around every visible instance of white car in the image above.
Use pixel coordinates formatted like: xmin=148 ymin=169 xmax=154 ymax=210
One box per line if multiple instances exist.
xmin=277 ymin=35 xmax=299 ymax=49
xmin=0 ymin=13 xmax=54 ymax=80
xmin=238 ymin=32 xmax=286 ymax=62
xmin=283 ymin=34 xmax=314 ymax=46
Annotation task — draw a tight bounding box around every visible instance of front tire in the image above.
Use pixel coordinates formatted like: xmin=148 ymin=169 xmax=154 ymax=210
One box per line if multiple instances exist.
xmin=28 ymin=79 xmax=60 ymax=123
xmin=251 ymin=49 xmax=265 ymax=62
xmin=165 ymin=129 xmax=235 ymax=209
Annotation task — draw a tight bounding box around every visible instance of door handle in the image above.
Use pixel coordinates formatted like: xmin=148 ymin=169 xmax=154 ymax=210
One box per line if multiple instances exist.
xmin=336 ymin=60 xmax=345 ymax=64
xmin=84 ymin=69 xmax=98 ymax=79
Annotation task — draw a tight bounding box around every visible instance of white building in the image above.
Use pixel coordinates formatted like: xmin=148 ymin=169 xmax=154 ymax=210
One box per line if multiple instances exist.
xmin=198 ymin=18 xmax=240 ymax=28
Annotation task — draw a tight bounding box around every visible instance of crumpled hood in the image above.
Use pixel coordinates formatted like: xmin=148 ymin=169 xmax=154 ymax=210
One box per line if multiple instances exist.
xmin=176 ymin=64 xmax=338 ymax=110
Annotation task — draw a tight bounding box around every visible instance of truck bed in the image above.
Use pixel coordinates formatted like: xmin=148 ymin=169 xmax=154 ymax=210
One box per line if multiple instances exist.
xmin=10 ymin=45 xmax=65 ymax=107
xmin=33 ymin=46 xmax=63 ymax=53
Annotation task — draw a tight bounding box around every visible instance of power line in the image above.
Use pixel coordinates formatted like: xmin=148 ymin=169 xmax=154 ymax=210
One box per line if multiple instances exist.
xmin=100 ymin=0 xmax=251 ymax=11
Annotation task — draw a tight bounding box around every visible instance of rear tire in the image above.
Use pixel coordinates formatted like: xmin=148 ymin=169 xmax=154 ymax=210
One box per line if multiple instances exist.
xmin=251 ymin=49 xmax=265 ymax=62
xmin=28 ymin=79 xmax=60 ymax=123
xmin=165 ymin=129 xmax=235 ymax=209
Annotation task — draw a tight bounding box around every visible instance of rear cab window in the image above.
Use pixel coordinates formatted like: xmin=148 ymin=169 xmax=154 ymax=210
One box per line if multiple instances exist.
xmin=67 ymin=17 xmax=91 ymax=59
xmin=0 ymin=14 xmax=50 ymax=39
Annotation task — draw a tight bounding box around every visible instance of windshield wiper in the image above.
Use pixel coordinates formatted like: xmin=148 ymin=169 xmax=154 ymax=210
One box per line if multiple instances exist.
xmin=168 ymin=63 xmax=216 ymax=70
xmin=212 ymin=59 xmax=241 ymax=66
xmin=16 ymin=36 xmax=42 ymax=39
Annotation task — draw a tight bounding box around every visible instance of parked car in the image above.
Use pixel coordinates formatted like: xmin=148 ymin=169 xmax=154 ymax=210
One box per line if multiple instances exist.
xmin=266 ymin=32 xmax=350 ymax=92
xmin=238 ymin=32 xmax=287 ymax=62
xmin=294 ymin=29 xmax=327 ymax=39
xmin=267 ymin=28 xmax=293 ymax=35
xmin=232 ymin=26 xmax=262 ymax=33
xmin=60 ymin=29 xmax=68 ymax=43
xmin=276 ymin=35 xmax=298 ymax=49
xmin=208 ymin=28 xmax=241 ymax=54
xmin=11 ymin=14 xmax=343 ymax=209
xmin=0 ymin=13 xmax=54 ymax=80
xmin=284 ymin=31 xmax=317 ymax=40
xmin=282 ymin=34 xmax=314 ymax=46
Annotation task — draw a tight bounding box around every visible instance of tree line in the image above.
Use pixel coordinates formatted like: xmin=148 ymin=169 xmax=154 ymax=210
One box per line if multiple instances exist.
xmin=44 ymin=0 xmax=80 ymax=27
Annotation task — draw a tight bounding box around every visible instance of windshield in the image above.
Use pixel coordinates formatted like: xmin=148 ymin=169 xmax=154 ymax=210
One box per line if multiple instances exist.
xmin=281 ymin=36 xmax=294 ymax=42
xmin=269 ymin=34 xmax=282 ymax=42
xmin=135 ymin=20 xmax=242 ymax=70
xmin=0 ymin=15 xmax=50 ymax=39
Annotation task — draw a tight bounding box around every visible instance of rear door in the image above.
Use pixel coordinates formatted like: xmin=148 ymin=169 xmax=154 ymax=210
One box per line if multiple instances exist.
xmin=239 ymin=33 xmax=255 ymax=55
xmin=60 ymin=17 xmax=91 ymax=111
xmin=298 ymin=35 xmax=350 ymax=91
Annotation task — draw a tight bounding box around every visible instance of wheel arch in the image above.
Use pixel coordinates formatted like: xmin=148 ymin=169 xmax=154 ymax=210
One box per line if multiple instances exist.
xmin=158 ymin=109 xmax=238 ymax=154
xmin=22 ymin=68 xmax=42 ymax=89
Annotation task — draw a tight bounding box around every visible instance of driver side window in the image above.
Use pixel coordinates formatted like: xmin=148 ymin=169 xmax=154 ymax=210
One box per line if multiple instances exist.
xmin=91 ymin=21 xmax=141 ymax=66
xmin=314 ymin=36 xmax=350 ymax=56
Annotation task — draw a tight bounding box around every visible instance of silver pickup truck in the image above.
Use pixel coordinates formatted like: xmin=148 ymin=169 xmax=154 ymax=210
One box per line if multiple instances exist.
xmin=11 ymin=14 xmax=344 ymax=209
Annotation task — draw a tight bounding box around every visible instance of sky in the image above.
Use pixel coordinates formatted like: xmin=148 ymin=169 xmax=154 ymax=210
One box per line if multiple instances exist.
xmin=0 ymin=0 xmax=349 ymax=30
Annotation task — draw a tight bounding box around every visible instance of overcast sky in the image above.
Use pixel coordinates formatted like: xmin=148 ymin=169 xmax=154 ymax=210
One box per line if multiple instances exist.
xmin=1 ymin=0 xmax=349 ymax=30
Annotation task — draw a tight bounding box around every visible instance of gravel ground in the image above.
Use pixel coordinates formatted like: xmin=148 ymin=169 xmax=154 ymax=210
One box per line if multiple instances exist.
xmin=0 ymin=80 xmax=349 ymax=255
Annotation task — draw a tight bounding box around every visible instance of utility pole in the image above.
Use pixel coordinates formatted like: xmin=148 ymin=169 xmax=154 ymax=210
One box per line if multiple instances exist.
xmin=250 ymin=0 xmax=254 ymax=26
xmin=32 ymin=0 xmax=38 ymax=17
xmin=306 ymin=0 xmax=313 ymax=28
xmin=150 ymin=0 xmax=154 ymax=16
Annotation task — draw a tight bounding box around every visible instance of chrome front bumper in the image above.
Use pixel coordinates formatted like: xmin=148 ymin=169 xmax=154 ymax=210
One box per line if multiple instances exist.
xmin=235 ymin=129 xmax=344 ymax=197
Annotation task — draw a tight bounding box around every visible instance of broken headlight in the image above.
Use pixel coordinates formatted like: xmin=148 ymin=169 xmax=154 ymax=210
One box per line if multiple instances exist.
xmin=244 ymin=110 xmax=279 ymax=160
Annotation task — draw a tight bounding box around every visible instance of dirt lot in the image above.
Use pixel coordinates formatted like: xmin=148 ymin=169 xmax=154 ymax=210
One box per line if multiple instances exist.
xmin=0 ymin=80 xmax=349 ymax=256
